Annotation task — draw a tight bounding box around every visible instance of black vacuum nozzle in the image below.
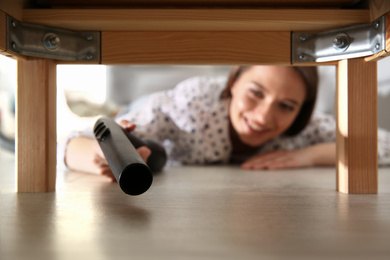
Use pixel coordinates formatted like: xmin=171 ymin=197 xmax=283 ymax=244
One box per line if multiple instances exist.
xmin=93 ymin=117 xmax=167 ymax=195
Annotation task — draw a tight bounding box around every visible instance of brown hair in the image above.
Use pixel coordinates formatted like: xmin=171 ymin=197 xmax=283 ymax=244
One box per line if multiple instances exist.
xmin=220 ymin=66 xmax=318 ymax=136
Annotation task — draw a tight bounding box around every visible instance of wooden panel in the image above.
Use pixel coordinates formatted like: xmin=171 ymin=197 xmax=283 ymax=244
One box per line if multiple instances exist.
xmin=370 ymin=0 xmax=390 ymax=20
xmin=30 ymin=0 xmax=362 ymax=8
xmin=101 ymin=31 xmax=290 ymax=65
xmin=336 ymin=58 xmax=378 ymax=194
xmin=22 ymin=9 xmax=370 ymax=32
xmin=385 ymin=12 xmax=390 ymax=53
xmin=17 ymin=58 xmax=57 ymax=192
xmin=0 ymin=10 xmax=5 ymax=53
xmin=0 ymin=0 xmax=26 ymax=20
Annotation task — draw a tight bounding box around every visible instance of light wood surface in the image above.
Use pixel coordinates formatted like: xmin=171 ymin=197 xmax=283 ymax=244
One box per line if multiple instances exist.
xmin=17 ymin=58 xmax=57 ymax=192
xmin=1 ymin=162 xmax=390 ymax=260
xmin=336 ymin=58 xmax=378 ymax=194
xmin=22 ymin=9 xmax=370 ymax=32
xmin=101 ymin=31 xmax=290 ymax=65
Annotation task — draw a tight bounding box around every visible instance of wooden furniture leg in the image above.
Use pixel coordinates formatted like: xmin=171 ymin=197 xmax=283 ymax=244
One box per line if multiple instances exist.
xmin=17 ymin=58 xmax=57 ymax=192
xmin=336 ymin=58 xmax=378 ymax=194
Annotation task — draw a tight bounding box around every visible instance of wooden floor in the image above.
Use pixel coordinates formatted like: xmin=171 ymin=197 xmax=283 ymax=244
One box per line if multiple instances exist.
xmin=1 ymin=147 xmax=390 ymax=260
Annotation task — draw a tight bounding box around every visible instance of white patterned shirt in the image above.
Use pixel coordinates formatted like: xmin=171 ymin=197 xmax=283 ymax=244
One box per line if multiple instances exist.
xmin=116 ymin=76 xmax=390 ymax=166
xmin=62 ymin=76 xmax=390 ymax=168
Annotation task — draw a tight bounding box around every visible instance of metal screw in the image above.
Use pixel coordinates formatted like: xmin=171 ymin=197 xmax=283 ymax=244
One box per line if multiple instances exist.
xmin=375 ymin=43 xmax=381 ymax=50
xmin=43 ymin=33 xmax=60 ymax=51
xmin=11 ymin=20 xmax=17 ymax=28
xmin=49 ymin=36 xmax=60 ymax=46
xmin=374 ymin=21 xmax=381 ymax=29
xmin=333 ymin=37 xmax=346 ymax=48
xmin=86 ymin=53 xmax=93 ymax=60
xmin=332 ymin=34 xmax=350 ymax=50
xmin=86 ymin=34 xmax=93 ymax=41
xmin=299 ymin=35 xmax=307 ymax=42
xmin=299 ymin=53 xmax=307 ymax=60
xmin=11 ymin=42 xmax=17 ymax=49
xmin=332 ymin=37 xmax=343 ymax=47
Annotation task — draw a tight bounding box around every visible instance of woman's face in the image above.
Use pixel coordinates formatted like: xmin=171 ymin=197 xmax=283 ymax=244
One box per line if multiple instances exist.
xmin=229 ymin=66 xmax=306 ymax=147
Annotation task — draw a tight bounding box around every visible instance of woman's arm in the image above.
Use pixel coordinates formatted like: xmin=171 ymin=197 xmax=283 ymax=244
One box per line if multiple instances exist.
xmin=64 ymin=121 xmax=151 ymax=181
xmin=241 ymin=142 xmax=336 ymax=170
xmin=65 ymin=136 xmax=103 ymax=175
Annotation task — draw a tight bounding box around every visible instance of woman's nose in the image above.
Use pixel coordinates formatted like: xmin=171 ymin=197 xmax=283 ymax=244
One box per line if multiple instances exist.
xmin=254 ymin=102 xmax=274 ymax=125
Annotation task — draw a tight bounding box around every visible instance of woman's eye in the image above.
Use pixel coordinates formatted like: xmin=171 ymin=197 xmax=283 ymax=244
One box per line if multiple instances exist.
xmin=250 ymin=89 xmax=263 ymax=98
xmin=280 ymin=103 xmax=294 ymax=111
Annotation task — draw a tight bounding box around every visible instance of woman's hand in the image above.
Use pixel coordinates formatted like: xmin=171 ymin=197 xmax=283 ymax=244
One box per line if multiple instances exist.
xmin=92 ymin=119 xmax=151 ymax=181
xmin=241 ymin=143 xmax=336 ymax=170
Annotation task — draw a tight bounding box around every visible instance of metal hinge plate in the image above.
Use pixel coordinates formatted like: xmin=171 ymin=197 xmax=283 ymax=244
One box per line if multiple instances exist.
xmin=6 ymin=15 xmax=100 ymax=62
xmin=292 ymin=16 xmax=386 ymax=63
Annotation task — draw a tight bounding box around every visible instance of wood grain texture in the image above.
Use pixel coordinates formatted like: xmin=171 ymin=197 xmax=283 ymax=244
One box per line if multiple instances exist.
xmin=102 ymin=31 xmax=291 ymax=65
xmin=21 ymin=9 xmax=370 ymax=32
xmin=32 ymin=0 xmax=359 ymax=8
xmin=336 ymin=58 xmax=378 ymax=194
xmin=0 ymin=0 xmax=26 ymax=20
xmin=386 ymin=12 xmax=390 ymax=54
xmin=0 ymin=10 xmax=5 ymax=53
xmin=3 ymin=166 xmax=390 ymax=259
xmin=369 ymin=0 xmax=390 ymax=20
xmin=17 ymin=58 xmax=57 ymax=192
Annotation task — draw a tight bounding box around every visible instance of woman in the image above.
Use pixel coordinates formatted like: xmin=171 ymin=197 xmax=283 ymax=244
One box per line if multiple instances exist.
xmin=64 ymin=66 xmax=339 ymax=181
xmin=222 ymin=66 xmax=335 ymax=170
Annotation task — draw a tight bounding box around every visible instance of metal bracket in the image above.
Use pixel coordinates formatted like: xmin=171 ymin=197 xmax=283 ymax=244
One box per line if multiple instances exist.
xmin=6 ymin=15 xmax=100 ymax=62
xmin=292 ymin=15 xmax=386 ymax=63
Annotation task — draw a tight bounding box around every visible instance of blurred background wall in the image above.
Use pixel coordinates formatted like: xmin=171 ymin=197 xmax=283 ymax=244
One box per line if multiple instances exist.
xmin=0 ymin=56 xmax=390 ymax=152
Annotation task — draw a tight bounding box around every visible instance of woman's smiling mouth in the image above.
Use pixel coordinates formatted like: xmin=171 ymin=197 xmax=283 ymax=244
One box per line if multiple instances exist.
xmin=246 ymin=119 xmax=268 ymax=134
